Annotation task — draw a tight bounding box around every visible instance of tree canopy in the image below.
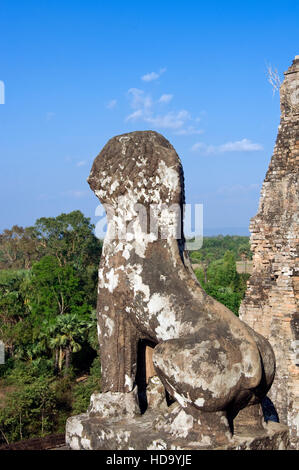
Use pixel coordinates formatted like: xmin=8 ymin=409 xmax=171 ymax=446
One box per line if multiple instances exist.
xmin=0 ymin=214 xmax=251 ymax=443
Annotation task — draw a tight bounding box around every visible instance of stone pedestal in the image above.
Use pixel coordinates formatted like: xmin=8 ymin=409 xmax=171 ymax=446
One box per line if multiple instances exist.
xmin=66 ymin=379 xmax=289 ymax=450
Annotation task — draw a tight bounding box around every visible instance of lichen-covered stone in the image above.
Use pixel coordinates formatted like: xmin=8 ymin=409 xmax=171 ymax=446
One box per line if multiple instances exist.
xmin=240 ymin=56 xmax=299 ymax=449
xmin=146 ymin=376 xmax=168 ymax=411
xmin=88 ymin=389 xmax=140 ymax=418
xmin=66 ymin=407 xmax=289 ymax=450
xmin=66 ymin=129 xmax=287 ymax=449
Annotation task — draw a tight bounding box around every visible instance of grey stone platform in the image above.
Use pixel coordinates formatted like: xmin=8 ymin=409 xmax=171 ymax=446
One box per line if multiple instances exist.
xmin=66 ymin=388 xmax=289 ymax=450
xmin=66 ymin=411 xmax=289 ymax=450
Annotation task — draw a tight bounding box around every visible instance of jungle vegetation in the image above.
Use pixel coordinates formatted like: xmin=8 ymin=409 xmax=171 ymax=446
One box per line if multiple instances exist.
xmin=0 ymin=211 xmax=251 ymax=443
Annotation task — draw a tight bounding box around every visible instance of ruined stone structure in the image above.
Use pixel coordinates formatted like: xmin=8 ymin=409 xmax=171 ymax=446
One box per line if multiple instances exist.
xmin=66 ymin=131 xmax=289 ymax=450
xmin=240 ymin=56 xmax=299 ymax=449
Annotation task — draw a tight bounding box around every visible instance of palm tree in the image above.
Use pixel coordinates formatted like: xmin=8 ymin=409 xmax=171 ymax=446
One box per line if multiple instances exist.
xmin=48 ymin=314 xmax=91 ymax=375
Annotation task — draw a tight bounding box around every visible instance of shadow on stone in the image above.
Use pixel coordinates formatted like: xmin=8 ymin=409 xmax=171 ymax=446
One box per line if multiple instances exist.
xmin=135 ymin=339 xmax=157 ymax=414
xmin=262 ymin=396 xmax=279 ymax=423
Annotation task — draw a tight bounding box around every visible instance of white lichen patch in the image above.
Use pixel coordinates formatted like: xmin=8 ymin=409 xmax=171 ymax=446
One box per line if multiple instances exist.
xmin=98 ymin=267 xmax=119 ymax=293
xmin=148 ymin=293 xmax=168 ymax=316
xmin=115 ymin=430 xmax=131 ymax=444
xmin=81 ymin=437 xmax=92 ymax=450
xmin=127 ymin=264 xmax=150 ymax=302
xmin=125 ymin=374 xmax=134 ymax=391
xmin=70 ymin=436 xmax=80 ymax=450
xmin=148 ymin=294 xmax=181 ymax=340
xmin=172 ymin=390 xmax=189 ymax=408
xmin=147 ymin=440 xmax=167 ymax=450
xmin=194 ymin=397 xmax=205 ymax=407
xmin=136 ymin=155 xmax=147 ymax=167
xmin=95 ymin=189 xmax=107 ymax=199
xmin=155 ymin=309 xmax=181 ymax=340
xmin=119 ymin=136 xmax=130 ymax=156
xmin=90 ymin=391 xmax=139 ymax=418
xmin=102 ymin=314 xmax=115 ymax=337
xmin=68 ymin=416 xmax=83 ymax=436
xmin=158 ymin=160 xmax=179 ymax=193
xmin=110 ymin=180 xmax=119 ymax=193
xmin=198 ymin=435 xmax=212 ymax=447
xmin=130 ymin=217 xmax=158 ymax=258
xmin=169 ymin=409 xmax=194 ymax=438
xmin=122 ymin=245 xmax=131 ymax=260
xmin=98 ymin=429 xmax=115 ymax=441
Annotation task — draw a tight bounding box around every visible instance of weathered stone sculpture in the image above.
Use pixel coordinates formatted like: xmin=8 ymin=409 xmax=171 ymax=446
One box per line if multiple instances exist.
xmin=240 ymin=56 xmax=299 ymax=449
xmin=66 ymin=130 xmax=289 ymax=449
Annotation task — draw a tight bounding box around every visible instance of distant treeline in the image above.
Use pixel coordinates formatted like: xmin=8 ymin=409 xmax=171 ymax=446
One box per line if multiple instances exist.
xmin=189 ymin=236 xmax=251 ymax=315
xmin=189 ymin=235 xmax=252 ymax=264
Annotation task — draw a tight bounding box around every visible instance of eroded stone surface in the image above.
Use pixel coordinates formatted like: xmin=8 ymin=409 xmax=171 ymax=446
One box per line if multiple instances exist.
xmin=88 ymin=389 xmax=140 ymax=418
xmin=66 ymin=405 xmax=289 ymax=450
xmin=240 ymin=56 xmax=299 ymax=449
xmin=66 ymin=129 xmax=286 ymax=449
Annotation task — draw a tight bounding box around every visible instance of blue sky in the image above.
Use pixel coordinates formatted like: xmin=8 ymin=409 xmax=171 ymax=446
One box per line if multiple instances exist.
xmin=0 ymin=1 xmax=298 ymax=235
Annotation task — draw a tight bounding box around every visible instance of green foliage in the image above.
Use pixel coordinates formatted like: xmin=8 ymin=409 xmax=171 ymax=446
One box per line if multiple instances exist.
xmin=0 ymin=371 xmax=57 ymax=442
xmin=29 ymin=256 xmax=88 ymax=320
xmin=0 ymin=211 xmax=102 ymax=443
xmin=189 ymin=235 xmax=252 ymax=264
xmin=189 ymin=237 xmax=251 ymax=315
xmin=87 ymin=310 xmax=99 ymax=352
xmin=34 ymin=210 xmax=101 ymax=269
xmin=0 ymin=357 xmax=102 ymax=443
xmin=0 ymin=226 xmax=42 ymax=270
xmin=0 ymin=270 xmax=31 ymax=357
xmin=72 ymin=358 xmax=101 ymax=415
xmin=193 ymin=249 xmax=249 ymax=315
xmin=204 ymin=284 xmax=242 ymax=315
xmin=0 ymin=211 xmax=102 ymax=272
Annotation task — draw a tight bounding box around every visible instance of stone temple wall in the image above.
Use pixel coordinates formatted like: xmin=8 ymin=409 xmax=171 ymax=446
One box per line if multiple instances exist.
xmin=239 ymin=56 xmax=299 ymax=448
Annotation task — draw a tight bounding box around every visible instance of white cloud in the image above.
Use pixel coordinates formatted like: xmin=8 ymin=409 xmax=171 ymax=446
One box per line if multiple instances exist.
xmin=125 ymin=84 xmax=193 ymax=131
xmin=76 ymin=160 xmax=87 ymax=167
xmin=126 ymin=108 xmax=190 ymax=130
xmin=145 ymin=110 xmax=191 ymax=130
xmin=174 ymin=126 xmax=204 ymax=136
xmin=158 ymin=94 xmax=173 ymax=104
xmin=191 ymin=142 xmax=213 ymax=153
xmin=141 ymin=67 xmax=166 ymax=82
xmin=125 ymin=109 xmax=144 ymax=122
xmin=106 ymin=99 xmax=117 ymax=109
xmin=142 ymin=71 xmax=159 ymax=82
xmin=218 ymin=139 xmax=263 ymax=152
xmin=127 ymin=88 xmax=152 ymax=110
xmin=191 ymin=138 xmax=263 ymax=154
